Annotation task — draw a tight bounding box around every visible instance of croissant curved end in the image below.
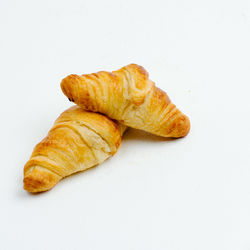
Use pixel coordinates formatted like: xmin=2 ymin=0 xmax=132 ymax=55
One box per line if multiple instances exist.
xmin=23 ymin=167 xmax=61 ymax=193
xmin=169 ymin=114 xmax=191 ymax=138
xmin=60 ymin=74 xmax=80 ymax=102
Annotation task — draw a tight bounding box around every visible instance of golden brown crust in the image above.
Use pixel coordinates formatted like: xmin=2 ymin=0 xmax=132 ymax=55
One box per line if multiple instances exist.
xmin=23 ymin=106 xmax=126 ymax=193
xmin=23 ymin=167 xmax=61 ymax=193
xmin=61 ymin=64 xmax=190 ymax=138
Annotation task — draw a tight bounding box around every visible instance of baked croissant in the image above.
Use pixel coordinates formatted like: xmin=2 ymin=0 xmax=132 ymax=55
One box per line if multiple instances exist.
xmin=61 ymin=64 xmax=190 ymax=138
xmin=23 ymin=106 xmax=126 ymax=193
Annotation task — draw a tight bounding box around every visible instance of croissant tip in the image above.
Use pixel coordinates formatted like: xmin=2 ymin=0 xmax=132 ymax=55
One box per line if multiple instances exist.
xmin=23 ymin=167 xmax=60 ymax=193
xmin=61 ymin=75 xmax=80 ymax=103
xmin=175 ymin=114 xmax=191 ymax=138
xmin=165 ymin=114 xmax=190 ymax=138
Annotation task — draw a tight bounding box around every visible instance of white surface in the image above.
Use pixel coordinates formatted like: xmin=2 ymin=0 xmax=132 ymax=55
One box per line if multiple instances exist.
xmin=1 ymin=0 xmax=250 ymax=249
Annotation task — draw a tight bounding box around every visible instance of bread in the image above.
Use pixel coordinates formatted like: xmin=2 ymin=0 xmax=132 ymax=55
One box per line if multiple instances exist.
xmin=61 ymin=64 xmax=190 ymax=138
xmin=23 ymin=106 xmax=126 ymax=193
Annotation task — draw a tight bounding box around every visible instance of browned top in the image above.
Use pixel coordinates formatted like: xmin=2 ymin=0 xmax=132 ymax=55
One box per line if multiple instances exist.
xmin=61 ymin=64 xmax=190 ymax=138
xmin=23 ymin=106 xmax=126 ymax=193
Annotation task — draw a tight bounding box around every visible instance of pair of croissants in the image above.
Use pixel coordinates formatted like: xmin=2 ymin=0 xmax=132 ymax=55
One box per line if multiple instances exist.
xmin=23 ymin=64 xmax=190 ymax=193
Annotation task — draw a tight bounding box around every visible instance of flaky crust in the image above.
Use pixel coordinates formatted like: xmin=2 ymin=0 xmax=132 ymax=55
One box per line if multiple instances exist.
xmin=23 ymin=106 xmax=126 ymax=193
xmin=61 ymin=64 xmax=190 ymax=138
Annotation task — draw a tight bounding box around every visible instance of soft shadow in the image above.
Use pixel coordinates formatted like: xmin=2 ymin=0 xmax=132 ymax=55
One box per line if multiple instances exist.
xmin=17 ymin=187 xmax=51 ymax=198
xmin=18 ymin=164 xmax=103 ymax=197
xmin=59 ymin=162 xmax=104 ymax=183
xmin=122 ymin=128 xmax=179 ymax=142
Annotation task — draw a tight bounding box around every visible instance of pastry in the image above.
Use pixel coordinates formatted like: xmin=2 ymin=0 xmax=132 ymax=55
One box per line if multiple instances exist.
xmin=61 ymin=64 xmax=190 ymax=138
xmin=23 ymin=106 xmax=126 ymax=193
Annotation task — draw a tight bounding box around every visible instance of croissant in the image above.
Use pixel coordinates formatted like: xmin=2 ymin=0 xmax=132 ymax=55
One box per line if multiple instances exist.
xmin=61 ymin=64 xmax=190 ymax=138
xmin=23 ymin=106 xmax=126 ymax=193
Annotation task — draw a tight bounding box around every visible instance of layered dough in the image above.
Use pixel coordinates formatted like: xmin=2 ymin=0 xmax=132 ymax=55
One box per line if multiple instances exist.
xmin=61 ymin=64 xmax=190 ymax=138
xmin=23 ymin=106 xmax=126 ymax=192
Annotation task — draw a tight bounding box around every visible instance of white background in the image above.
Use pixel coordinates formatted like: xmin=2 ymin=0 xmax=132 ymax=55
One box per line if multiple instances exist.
xmin=1 ymin=0 xmax=250 ymax=249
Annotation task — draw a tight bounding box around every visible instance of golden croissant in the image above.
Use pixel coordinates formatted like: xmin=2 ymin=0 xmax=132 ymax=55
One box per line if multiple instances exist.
xmin=61 ymin=64 xmax=190 ymax=138
xmin=23 ymin=106 xmax=126 ymax=193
